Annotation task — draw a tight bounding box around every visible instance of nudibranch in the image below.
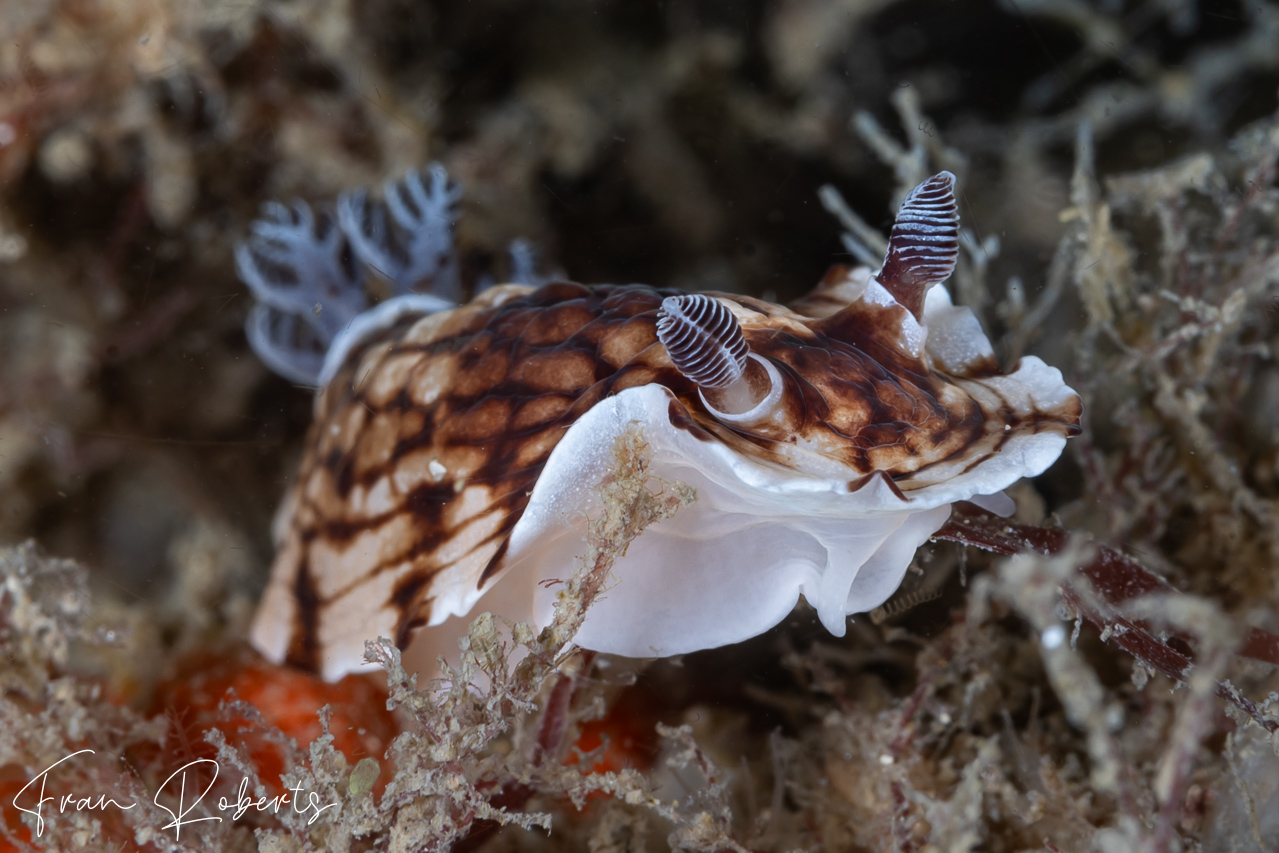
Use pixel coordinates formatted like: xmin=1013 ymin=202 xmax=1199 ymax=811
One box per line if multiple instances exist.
xmin=238 ymin=167 xmax=1081 ymax=681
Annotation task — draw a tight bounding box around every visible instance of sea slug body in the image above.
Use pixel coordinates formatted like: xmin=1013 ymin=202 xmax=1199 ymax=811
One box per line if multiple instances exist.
xmin=238 ymin=166 xmax=1082 ymax=681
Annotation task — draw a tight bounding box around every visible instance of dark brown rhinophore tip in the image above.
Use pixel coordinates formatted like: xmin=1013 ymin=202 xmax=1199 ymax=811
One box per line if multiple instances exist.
xmin=876 ymin=171 xmax=960 ymax=319
xmin=656 ymin=294 xmax=749 ymax=389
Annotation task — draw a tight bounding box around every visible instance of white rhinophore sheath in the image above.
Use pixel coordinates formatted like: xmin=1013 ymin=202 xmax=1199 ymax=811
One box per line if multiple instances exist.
xmin=656 ymin=293 xmax=778 ymax=419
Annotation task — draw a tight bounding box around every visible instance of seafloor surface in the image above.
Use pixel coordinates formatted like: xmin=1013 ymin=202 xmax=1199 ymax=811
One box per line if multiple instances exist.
xmin=1 ymin=1 xmax=1278 ymax=850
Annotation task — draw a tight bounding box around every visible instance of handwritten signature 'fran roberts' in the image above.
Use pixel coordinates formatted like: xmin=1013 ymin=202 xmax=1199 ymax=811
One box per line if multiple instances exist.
xmin=10 ymin=749 xmax=338 ymax=840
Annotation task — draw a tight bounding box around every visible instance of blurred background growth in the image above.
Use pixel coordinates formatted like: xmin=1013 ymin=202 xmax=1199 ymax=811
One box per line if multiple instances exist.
xmin=2 ymin=0 xmax=1279 ymax=850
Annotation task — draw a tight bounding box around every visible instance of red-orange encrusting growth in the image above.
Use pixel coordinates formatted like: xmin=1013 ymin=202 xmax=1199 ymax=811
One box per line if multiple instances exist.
xmin=147 ymin=648 xmax=399 ymax=800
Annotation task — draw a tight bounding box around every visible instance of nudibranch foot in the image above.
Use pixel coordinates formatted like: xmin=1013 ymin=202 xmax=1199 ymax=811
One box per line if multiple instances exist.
xmin=241 ymin=169 xmax=1082 ymax=683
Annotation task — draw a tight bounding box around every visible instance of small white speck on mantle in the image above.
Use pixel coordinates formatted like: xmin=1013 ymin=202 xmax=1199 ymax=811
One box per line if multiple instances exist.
xmin=878 ymin=754 xmax=894 ymax=766
xmin=1041 ymin=624 xmax=1066 ymax=649
xmin=428 ymin=459 xmax=447 ymax=481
